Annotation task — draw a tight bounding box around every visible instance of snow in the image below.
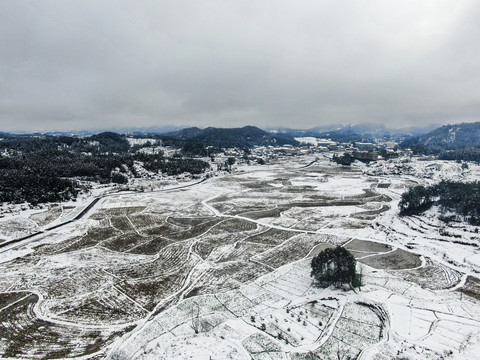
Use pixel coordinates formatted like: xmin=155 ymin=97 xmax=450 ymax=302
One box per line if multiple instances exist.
xmin=1 ymin=154 xmax=480 ymax=359
xmin=467 ymin=253 xmax=480 ymax=267
xmin=126 ymin=138 xmax=157 ymax=146
xmin=294 ymin=137 xmax=336 ymax=146
xmin=137 ymin=335 xmax=251 ymax=360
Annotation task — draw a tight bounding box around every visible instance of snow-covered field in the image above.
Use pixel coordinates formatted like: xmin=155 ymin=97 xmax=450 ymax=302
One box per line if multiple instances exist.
xmin=0 ymin=155 xmax=479 ymax=359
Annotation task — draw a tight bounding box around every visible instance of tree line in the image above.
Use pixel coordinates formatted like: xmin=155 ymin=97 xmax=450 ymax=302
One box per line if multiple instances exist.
xmin=399 ymin=180 xmax=480 ymax=225
xmin=0 ymin=133 xmax=210 ymax=205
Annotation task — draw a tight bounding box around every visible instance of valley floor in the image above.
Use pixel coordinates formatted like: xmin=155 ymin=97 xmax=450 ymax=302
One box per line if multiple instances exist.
xmin=0 ymin=155 xmax=479 ymax=359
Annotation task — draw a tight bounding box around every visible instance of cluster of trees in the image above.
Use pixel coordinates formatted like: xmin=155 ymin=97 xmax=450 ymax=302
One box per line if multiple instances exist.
xmin=400 ymin=122 xmax=480 ymax=151
xmin=0 ymin=174 xmax=80 ymax=205
xmin=157 ymin=156 xmax=210 ymax=176
xmin=400 ymin=141 xmax=480 ymax=162
xmin=181 ymin=140 xmax=222 ymax=158
xmin=311 ymin=247 xmax=358 ymax=288
xmin=0 ymin=149 xmax=136 ymax=180
xmin=317 ymin=130 xmax=373 ymax=143
xmin=332 ymin=153 xmax=355 ymax=166
xmin=378 ymin=149 xmax=399 ymax=159
xmin=439 ymin=148 xmax=480 ymax=163
xmin=400 ymin=122 xmax=480 ymax=162
xmin=158 ymin=125 xmax=299 ymax=149
xmin=399 ymin=180 xmax=480 ymax=225
xmin=0 ymin=132 xmax=210 ymax=205
xmin=133 ymin=152 xmax=210 ymax=176
xmin=1 ymin=132 xmax=131 ymax=155
xmin=399 ymin=139 xmax=438 ymax=155
xmin=398 ymin=185 xmax=434 ymax=216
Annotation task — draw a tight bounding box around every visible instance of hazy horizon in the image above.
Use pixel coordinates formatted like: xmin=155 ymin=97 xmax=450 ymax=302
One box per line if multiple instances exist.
xmin=1 ymin=1 xmax=479 ymax=132
xmin=1 ymin=121 xmax=450 ymax=135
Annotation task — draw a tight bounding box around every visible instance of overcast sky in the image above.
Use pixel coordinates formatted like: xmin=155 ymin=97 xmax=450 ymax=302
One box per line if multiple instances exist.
xmin=1 ymin=0 xmax=479 ymax=132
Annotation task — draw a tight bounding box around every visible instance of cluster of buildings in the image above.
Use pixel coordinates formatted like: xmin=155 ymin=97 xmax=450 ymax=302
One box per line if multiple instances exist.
xmin=242 ymin=138 xmax=400 ymax=164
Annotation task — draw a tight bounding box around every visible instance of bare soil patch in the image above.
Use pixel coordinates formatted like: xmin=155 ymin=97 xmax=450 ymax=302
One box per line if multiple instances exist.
xmin=254 ymin=234 xmax=331 ymax=269
xmin=110 ymin=216 xmax=135 ymax=232
xmin=345 ymin=240 xmax=392 ymax=253
xmin=48 ymin=286 xmax=148 ymax=325
xmin=351 ymin=205 xmax=390 ymax=220
xmin=0 ymin=292 xmax=123 ymax=359
xmin=167 ymin=216 xmax=216 ymax=227
xmin=129 ymin=213 xmax=166 ymax=229
xmin=111 ymin=243 xmax=191 ymax=279
xmin=359 ymin=249 xmax=421 ymax=270
xmin=102 ymin=232 xmax=145 ymax=252
xmin=459 ymin=276 xmax=480 ymax=300
xmin=142 ymin=224 xmax=179 ymax=237
xmin=185 ymin=261 xmax=270 ymax=297
xmin=116 ymin=273 xmax=186 ymax=311
xmin=208 ymin=218 xmax=258 ymax=234
xmin=167 ymin=218 xmax=223 ymax=241
xmin=245 ymin=228 xmax=295 ymax=246
xmin=193 ymin=232 xmax=245 ymax=260
xmin=104 ymin=206 xmax=146 ymax=216
xmin=0 ymin=292 xmax=26 ymax=309
xmin=54 ymin=236 xmax=100 ymax=253
xmin=29 ymin=206 xmax=62 ymax=227
xmin=218 ymin=241 xmax=274 ymax=263
xmin=241 ymin=207 xmax=284 ymax=220
xmin=126 ymin=237 xmax=173 ymax=255
xmin=32 ymin=236 xmax=87 ymax=255
xmin=398 ymin=259 xmax=461 ymax=290
xmin=84 ymin=224 xmax=118 ymax=242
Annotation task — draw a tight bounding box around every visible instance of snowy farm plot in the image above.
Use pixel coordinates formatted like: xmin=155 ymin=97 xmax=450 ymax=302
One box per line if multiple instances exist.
xmin=110 ymin=260 xmax=386 ymax=360
xmin=1 ymin=156 xmax=480 ymax=359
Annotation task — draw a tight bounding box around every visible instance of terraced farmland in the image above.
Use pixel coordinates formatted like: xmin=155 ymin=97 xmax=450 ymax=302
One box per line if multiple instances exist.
xmin=1 ymin=156 xmax=479 ymax=359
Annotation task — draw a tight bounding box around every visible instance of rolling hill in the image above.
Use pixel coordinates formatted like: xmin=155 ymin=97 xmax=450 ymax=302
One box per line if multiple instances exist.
xmin=161 ymin=125 xmax=299 ymax=148
xmin=401 ymin=122 xmax=480 ymax=151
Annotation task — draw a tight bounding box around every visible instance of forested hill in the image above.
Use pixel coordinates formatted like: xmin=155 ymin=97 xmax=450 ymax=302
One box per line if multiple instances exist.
xmin=400 ymin=122 xmax=480 ymax=152
xmin=161 ymin=126 xmax=299 ymax=148
xmin=0 ymin=132 xmax=210 ymax=205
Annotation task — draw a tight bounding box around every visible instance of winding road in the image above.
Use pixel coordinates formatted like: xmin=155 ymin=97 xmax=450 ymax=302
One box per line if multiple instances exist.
xmin=0 ymin=178 xmax=208 ymax=253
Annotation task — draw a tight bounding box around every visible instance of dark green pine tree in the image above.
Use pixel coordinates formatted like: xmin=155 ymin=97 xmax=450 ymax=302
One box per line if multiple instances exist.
xmin=311 ymin=247 xmax=356 ymax=287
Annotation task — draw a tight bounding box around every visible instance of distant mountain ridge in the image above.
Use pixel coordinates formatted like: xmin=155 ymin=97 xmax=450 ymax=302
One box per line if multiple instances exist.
xmin=161 ymin=125 xmax=299 ymax=148
xmin=163 ymin=127 xmax=204 ymax=139
xmin=0 ymin=126 xmax=182 ymax=137
xmin=267 ymin=123 xmax=437 ymax=141
xmin=401 ymin=122 xmax=480 ymax=151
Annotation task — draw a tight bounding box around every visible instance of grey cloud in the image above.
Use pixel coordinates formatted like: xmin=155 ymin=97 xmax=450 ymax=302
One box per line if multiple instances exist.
xmin=1 ymin=0 xmax=479 ymax=132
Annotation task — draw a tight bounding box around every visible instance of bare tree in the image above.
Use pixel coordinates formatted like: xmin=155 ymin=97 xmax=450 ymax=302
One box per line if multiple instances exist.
xmin=190 ymin=301 xmax=200 ymax=334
